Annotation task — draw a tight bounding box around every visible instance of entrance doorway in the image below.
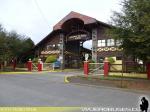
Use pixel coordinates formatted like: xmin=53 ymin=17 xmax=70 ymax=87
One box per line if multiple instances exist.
xmin=60 ymin=18 xmax=92 ymax=68
xmin=65 ymin=40 xmax=91 ymax=68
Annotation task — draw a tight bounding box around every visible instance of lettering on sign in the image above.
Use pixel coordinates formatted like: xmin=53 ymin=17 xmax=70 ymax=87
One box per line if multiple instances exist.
xmin=68 ymin=34 xmax=87 ymax=41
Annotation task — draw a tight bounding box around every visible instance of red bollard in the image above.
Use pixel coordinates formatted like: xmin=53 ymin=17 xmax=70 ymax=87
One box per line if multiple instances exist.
xmin=104 ymin=58 xmax=109 ymax=77
xmin=147 ymin=63 xmax=150 ymax=80
xmin=13 ymin=59 xmax=16 ymax=71
xmin=38 ymin=59 xmax=43 ymax=72
xmin=84 ymin=61 xmax=89 ymax=76
xmin=27 ymin=60 xmax=32 ymax=71
xmin=38 ymin=63 xmax=42 ymax=71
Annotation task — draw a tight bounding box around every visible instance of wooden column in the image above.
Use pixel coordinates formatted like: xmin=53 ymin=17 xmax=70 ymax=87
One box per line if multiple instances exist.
xmin=92 ymin=28 xmax=98 ymax=63
xmin=59 ymin=33 xmax=65 ymax=70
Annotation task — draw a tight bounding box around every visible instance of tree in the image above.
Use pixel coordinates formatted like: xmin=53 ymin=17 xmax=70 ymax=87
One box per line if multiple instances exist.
xmin=109 ymin=0 xmax=150 ymax=62
xmin=0 ymin=24 xmax=35 ymax=64
xmin=0 ymin=25 xmax=11 ymax=62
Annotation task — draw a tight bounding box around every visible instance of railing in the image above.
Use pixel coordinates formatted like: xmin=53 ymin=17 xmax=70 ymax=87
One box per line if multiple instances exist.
xmin=89 ymin=63 xmax=104 ymax=75
xmin=32 ymin=63 xmax=53 ymax=71
xmin=32 ymin=63 xmax=38 ymax=71
xmin=110 ymin=62 xmax=146 ymax=73
xmin=124 ymin=62 xmax=146 ymax=73
xmin=109 ymin=64 xmax=122 ymax=72
xmin=43 ymin=63 xmax=53 ymax=70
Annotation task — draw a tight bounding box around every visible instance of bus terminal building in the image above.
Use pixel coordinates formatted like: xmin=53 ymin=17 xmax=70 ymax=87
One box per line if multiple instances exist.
xmin=33 ymin=11 xmax=123 ymax=68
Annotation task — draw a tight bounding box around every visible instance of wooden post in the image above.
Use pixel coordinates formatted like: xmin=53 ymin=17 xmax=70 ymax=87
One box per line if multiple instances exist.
xmin=92 ymin=28 xmax=98 ymax=63
xmin=59 ymin=33 xmax=65 ymax=70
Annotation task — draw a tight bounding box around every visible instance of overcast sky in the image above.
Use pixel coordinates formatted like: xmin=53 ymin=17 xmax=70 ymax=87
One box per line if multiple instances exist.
xmin=0 ymin=0 xmax=121 ymax=45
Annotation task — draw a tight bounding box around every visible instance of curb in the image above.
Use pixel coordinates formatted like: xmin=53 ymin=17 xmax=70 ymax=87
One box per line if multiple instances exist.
xmin=68 ymin=81 xmax=150 ymax=94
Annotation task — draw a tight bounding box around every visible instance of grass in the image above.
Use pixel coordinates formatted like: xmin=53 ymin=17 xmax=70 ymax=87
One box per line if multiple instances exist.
xmin=109 ymin=72 xmax=147 ymax=79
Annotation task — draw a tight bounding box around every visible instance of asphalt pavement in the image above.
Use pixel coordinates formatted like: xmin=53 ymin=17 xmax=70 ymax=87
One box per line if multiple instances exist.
xmin=0 ymin=71 xmax=149 ymax=110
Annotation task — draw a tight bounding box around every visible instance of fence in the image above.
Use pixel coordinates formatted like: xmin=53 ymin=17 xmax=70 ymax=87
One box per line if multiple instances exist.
xmin=32 ymin=63 xmax=38 ymax=71
xmin=110 ymin=62 xmax=146 ymax=73
xmin=124 ymin=61 xmax=146 ymax=73
xmin=43 ymin=63 xmax=53 ymax=70
xmin=32 ymin=63 xmax=53 ymax=71
xmin=89 ymin=63 xmax=104 ymax=75
xmin=83 ymin=61 xmax=150 ymax=79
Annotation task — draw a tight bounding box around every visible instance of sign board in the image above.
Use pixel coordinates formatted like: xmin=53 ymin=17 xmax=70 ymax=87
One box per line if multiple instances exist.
xmin=68 ymin=34 xmax=87 ymax=41
xmin=85 ymin=53 xmax=89 ymax=61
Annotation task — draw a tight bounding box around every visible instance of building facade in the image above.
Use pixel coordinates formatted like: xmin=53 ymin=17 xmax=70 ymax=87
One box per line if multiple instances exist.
xmin=34 ymin=11 xmax=123 ymax=68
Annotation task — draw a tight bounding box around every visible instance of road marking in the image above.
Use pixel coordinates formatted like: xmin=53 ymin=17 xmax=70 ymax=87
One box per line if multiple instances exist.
xmin=64 ymin=76 xmax=70 ymax=83
xmin=0 ymin=72 xmax=32 ymax=74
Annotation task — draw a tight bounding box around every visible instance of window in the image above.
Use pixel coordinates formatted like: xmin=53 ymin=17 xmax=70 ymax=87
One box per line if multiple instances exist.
xmin=107 ymin=39 xmax=114 ymax=46
xmin=46 ymin=45 xmax=51 ymax=50
xmin=116 ymin=40 xmax=122 ymax=46
xmin=116 ymin=56 xmax=122 ymax=60
xmin=46 ymin=44 xmax=57 ymax=50
xmin=80 ymin=42 xmax=83 ymax=46
xmin=98 ymin=57 xmax=104 ymax=63
xmin=98 ymin=40 xmax=106 ymax=47
xmin=57 ymin=44 xmax=60 ymax=47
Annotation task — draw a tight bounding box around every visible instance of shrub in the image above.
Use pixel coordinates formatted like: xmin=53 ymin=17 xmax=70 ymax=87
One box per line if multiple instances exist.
xmin=32 ymin=57 xmax=39 ymax=63
xmin=45 ymin=55 xmax=57 ymax=63
xmin=108 ymin=57 xmax=115 ymax=64
xmin=89 ymin=60 xmax=95 ymax=63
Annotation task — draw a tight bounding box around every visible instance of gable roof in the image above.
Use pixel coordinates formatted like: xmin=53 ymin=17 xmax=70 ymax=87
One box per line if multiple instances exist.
xmin=53 ymin=11 xmax=97 ymax=30
xmin=34 ymin=11 xmax=111 ymax=49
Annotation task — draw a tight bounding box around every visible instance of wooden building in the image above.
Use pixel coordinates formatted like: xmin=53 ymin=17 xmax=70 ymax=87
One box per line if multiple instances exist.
xmin=34 ymin=11 xmax=123 ymax=68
